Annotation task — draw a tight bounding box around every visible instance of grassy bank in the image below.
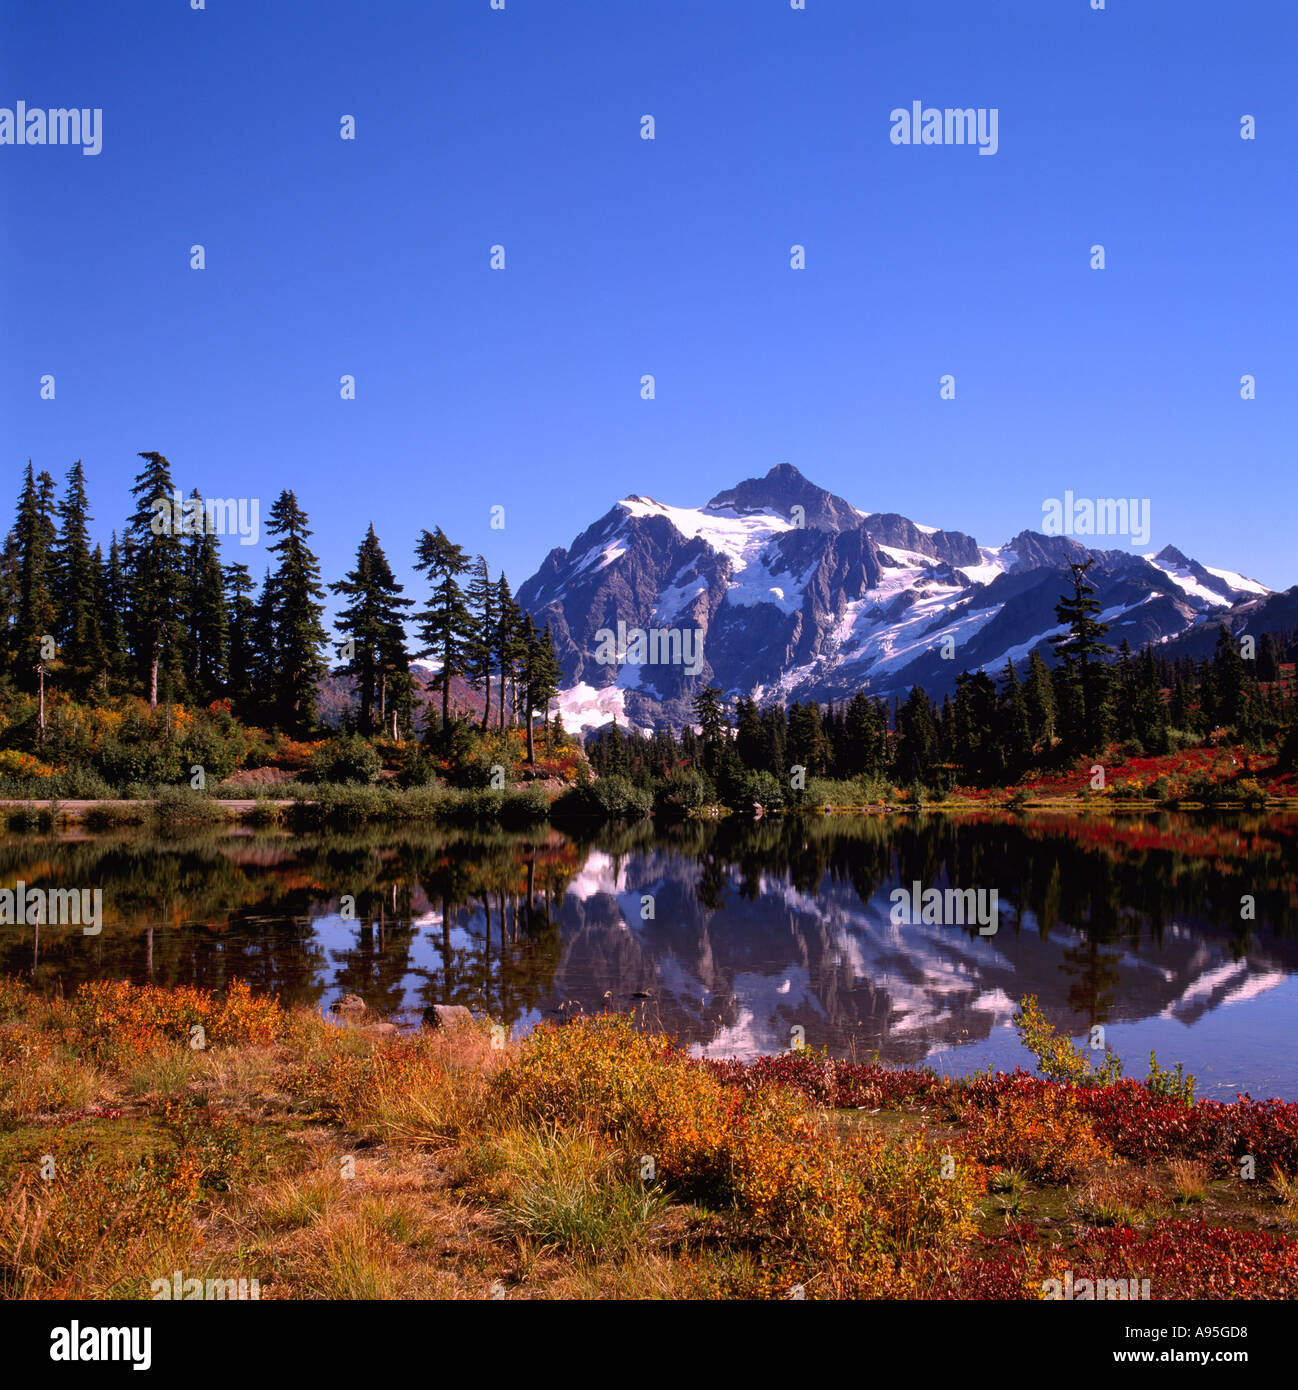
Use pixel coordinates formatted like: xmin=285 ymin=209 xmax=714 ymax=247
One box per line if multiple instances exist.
xmin=2 ymin=979 xmax=1296 ymax=1300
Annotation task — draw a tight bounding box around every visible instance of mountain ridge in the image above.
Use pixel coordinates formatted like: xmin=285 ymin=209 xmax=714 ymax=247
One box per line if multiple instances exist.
xmin=515 ymin=464 xmax=1283 ymax=733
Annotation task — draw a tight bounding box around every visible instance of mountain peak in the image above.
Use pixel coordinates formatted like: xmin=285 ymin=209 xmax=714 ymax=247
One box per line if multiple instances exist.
xmin=705 ymin=463 xmax=859 ymax=532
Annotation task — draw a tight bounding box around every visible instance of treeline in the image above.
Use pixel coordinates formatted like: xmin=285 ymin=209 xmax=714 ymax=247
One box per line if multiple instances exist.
xmin=587 ymin=561 xmax=1297 ymax=798
xmin=0 ymin=455 xmax=562 ymax=756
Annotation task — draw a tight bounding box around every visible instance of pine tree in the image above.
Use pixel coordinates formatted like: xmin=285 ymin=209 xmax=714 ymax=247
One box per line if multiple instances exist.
xmin=894 ymin=685 xmax=938 ymax=783
xmin=1023 ymin=648 xmax=1056 ymax=751
xmin=1049 ymin=560 xmax=1112 ymax=753
xmin=1211 ymin=625 xmax=1247 ymax=730
xmin=185 ymin=491 xmax=230 ymax=703
xmin=530 ymin=623 xmax=562 ymax=754
xmin=692 ymin=686 xmax=731 ymax=777
xmin=0 ymin=529 xmax=20 ymax=676
xmin=998 ymin=660 xmax=1031 ymax=778
xmin=329 ymin=524 xmax=412 ymax=734
xmin=413 ymin=527 xmax=473 ymax=737
xmin=99 ymin=534 xmax=128 ymax=688
xmin=465 ymin=557 xmax=496 ymax=730
xmin=494 ymin=575 xmax=521 ymax=732
xmin=52 ymin=460 xmax=105 ymax=695
xmin=126 ymin=453 xmax=187 ymax=707
xmin=788 ymin=700 xmax=829 ymax=777
xmin=264 ymin=490 xmax=329 ymax=733
xmin=12 ymin=463 xmax=59 ymax=692
xmin=250 ymin=569 xmax=277 ymax=722
xmin=224 ymin=562 xmax=257 ymax=716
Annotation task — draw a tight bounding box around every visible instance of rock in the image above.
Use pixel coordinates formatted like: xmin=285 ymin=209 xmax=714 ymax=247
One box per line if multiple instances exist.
xmin=332 ymin=993 xmax=367 ymax=1015
xmin=423 ymin=1003 xmax=474 ymax=1029
xmin=364 ymin=1022 xmax=398 ymax=1040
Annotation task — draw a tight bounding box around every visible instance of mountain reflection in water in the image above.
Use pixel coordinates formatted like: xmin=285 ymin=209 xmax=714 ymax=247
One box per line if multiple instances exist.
xmin=2 ymin=812 xmax=1295 ymax=1100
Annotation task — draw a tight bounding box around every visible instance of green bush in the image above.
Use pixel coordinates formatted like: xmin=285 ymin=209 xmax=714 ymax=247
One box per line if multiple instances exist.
xmin=653 ymin=768 xmax=709 ymax=819
xmin=154 ymin=786 xmax=228 ymax=826
xmin=554 ymin=775 xmax=652 ymax=821
xmin=310 ymin=734 xmax=382 ymax=785
xmin=499 ymin=785 xmax=551 ymax=826
xmin=82 ymin=802 xmax=150 ymax=829
xmin=311 ymin=782 xmax=393 ymax=821
xmin=396 ymin=742 xmax=437 ymax=789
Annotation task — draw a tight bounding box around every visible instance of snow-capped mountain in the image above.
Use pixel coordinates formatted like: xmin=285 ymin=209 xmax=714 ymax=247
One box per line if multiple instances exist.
xmin=516 ymin=464 xmax=1280 ymax=732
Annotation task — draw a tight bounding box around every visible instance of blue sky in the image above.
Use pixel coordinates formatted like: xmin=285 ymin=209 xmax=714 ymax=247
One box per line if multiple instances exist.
xmin=2 ymin=0 xmax=1294 ymax=609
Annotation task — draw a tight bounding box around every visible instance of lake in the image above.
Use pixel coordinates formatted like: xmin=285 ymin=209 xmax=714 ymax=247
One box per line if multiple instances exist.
xmin=2 ymin=811 xmax=1295 ymax=1101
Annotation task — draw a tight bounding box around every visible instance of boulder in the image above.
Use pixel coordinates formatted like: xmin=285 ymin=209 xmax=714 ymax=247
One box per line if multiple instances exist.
xmin=331 ymin=993 xmax=367 ymax=1015
xmin=423 ymin=1003 xmax=474 ymax=1029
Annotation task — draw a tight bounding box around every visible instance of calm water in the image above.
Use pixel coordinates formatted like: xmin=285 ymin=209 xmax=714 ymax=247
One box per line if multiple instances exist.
xmin=2 ymin=812 xmax=1296 ymax=1101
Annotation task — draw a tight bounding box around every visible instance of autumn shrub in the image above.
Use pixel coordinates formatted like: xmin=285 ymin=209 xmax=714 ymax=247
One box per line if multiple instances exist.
xmin=1013 ymin=995 xmax=1124 ymax=1086
xmin=1070 ymin=1220 xmax=1298 ymax=1299
xmin=958 ymin=1080 xmax=1110 ymax=1182
xmin=68 ymin=979 xmax=284 ymax=1064
xmin=0 ymin=1025 xmax=98 ymax=1123
xmin=496 ymin=1015 xmax=981 ymax=1270
xmin=0 ymin=1146 xmax=203 ymax=1298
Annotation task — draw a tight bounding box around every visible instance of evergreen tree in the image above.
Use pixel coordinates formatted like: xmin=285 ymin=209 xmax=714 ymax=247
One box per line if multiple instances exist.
xmin=494 ymin=575 xmax=521 ymax=732
xmin=330 ymin=524 xmax=412 ymax=734
xmin=99 ymin=534 xmax=128 ymax=688
xmin=185 ymin=490 xmax=230 ymax=704
xmin=1025 ymin=648 xmax=1056 ymax=751
xmin=1049 ymin=560 xmax=1112 ymax=753
xmin=895 ymin=685 xmax=938 ymax=783
xmin=224 ymin=562 xmax=257 ymax=716
xmin=1211 ymin=624 xmax=1247 ymax=729
xmin=0 ymin=529 xmax=21 ymax=676
xmin=530 ymin=623 xmax=562 ymax=754
xmin=264 ymin=490 xmax=329 ymax=733
xmin=126 ymin=452 xmax=186 ymax=707
xmin=53 ymin=460 xmax=105 ymax=695
xmin=413 ymin=526 xmax=472 ymax=736
xmin=692 ymin=685 xmax=730 ymax=777
xmin=10 ymin=463 xmax=59 ymax=691
xmin=465 ymin=557 xmax=497 ymax=730
xmin=788 ymin=700 xmax=829 ymax=777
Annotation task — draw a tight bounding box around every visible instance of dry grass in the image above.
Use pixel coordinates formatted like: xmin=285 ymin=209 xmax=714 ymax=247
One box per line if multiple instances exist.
xmin=1169 ymin=1157 xmax=1210 ymax=1205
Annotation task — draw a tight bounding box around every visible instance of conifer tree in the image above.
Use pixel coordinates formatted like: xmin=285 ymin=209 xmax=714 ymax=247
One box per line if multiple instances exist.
xmin=126 ymin=453 xmax=187 ymax=707
xmin=99 ymin=534 xmax=128 ymax=688
xmin=264 ymin=490 xmax=329 ymax=733
xmin=413 ymin=526 xmax=472 ymax=736
xmin=1050 ymin=560 xmax=1112 ymax=753
xmin=329 ymin=524 xmax=412 ymax=734
xmin=185 ymin=491 xmax=230 ymax=703
xmin=53 ymin=460 xmax=105 ymax=695
xmin=13 ymin=463 xmax=59 ymax=692
xmin=494 ymin=574 xmax=521 ymax=732
xmin=465 ymin=556 xmax=497 ymax=730
xmin=224 ymin=562 xmax=257 ymax=717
